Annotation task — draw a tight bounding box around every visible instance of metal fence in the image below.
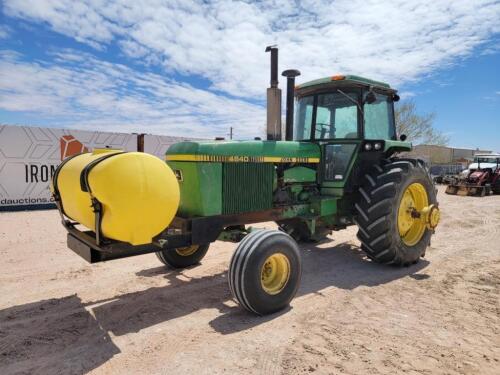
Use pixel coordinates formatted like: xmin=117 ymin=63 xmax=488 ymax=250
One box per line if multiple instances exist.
xmin=429 ymin=163 xmax=464 ymax=177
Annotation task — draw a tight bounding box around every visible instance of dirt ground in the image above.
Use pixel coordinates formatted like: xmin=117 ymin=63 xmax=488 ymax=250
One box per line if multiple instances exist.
xmin=0 ymin=186 xmax=499 ymax=375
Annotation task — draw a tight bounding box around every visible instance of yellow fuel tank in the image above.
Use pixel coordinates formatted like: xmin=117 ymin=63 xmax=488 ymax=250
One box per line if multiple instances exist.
xmin=54 ymin=149 xmax=180 ymax=245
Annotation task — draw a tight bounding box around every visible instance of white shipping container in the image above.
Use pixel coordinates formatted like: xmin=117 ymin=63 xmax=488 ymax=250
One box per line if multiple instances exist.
xmin=142 ymin=134 xmax=194 ymax=160
xmin=0 ymin=125 xmax=138 ymax=210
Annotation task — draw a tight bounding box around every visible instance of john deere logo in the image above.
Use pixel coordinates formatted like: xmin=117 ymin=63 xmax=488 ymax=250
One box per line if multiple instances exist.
xmin=174 ymin=169 xmax=183 ymax=181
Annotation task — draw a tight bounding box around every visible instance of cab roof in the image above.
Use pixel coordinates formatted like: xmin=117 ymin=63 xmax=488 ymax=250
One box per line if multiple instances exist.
xmin=475 ymin=153 xmax=500 ymax=157
xmin=297 ymin=74 xmax=392 ymax=90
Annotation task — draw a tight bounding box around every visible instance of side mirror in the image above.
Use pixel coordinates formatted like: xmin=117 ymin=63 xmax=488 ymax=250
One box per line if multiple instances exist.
xmin=399 ymin=134 xmax=407 ymax=141
xmin=365 ymin=91 xmax=377 ymax=104
xmin=393 ymin=94 xmax=400 ymax=102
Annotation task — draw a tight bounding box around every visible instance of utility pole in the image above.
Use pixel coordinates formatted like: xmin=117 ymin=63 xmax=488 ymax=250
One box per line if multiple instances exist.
xmin=229 ymin=127 xmax=233 ymax=140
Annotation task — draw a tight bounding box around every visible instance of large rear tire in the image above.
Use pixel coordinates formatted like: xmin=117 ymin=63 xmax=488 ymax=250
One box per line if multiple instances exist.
xmin=228 ymin=229 xmax=301 ymax=315
xmin=156 ymin=244 xmax=209 ymax=269
xmin=354 ymin=159 xmax=437 ymax=266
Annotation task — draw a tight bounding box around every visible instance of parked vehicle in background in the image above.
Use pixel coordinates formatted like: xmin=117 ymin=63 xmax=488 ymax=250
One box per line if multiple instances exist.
xmin=430 ymin=164 xmax=463 ymax=184
xmin=445 ymin=154 xmax=500 ymax=196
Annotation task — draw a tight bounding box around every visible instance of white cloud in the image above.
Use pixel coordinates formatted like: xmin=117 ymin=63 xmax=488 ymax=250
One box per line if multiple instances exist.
xmin=399 ymin=91 xmax=416 ymax=100
xmin=4 ymin=0 xmax=500 ymax=99
xmin=0 ymin=25 xmax=12 ymax=39
xmin=481 ymin=41 xmax=500 ymax=56
xmin=1 ymin=1 xmax=500 ymax=139
xmin=0 ymin=50 xmax=265 ymax=139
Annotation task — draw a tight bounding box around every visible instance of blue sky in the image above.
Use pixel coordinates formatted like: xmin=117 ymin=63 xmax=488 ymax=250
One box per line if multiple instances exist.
xmin=0 ymin=0 xmax=499 ymax=150
xmin=400 ymin=48 xmax=500 ymax=151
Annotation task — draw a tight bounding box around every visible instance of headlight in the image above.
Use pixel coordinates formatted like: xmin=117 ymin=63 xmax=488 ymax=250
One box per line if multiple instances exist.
xmin=364 ymin=143 xmax=373 ymax=151
xmin=374 ymin=142 xmax=382 ymax=150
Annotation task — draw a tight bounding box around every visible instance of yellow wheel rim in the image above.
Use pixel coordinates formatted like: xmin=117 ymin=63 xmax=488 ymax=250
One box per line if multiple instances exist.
xmin=397 ymin=183 xmax=429 ymax=246
xmin=175 ymin=245 xmax=198 ymax=257
xmin=260 ymin=253 xmax=291 ymax=295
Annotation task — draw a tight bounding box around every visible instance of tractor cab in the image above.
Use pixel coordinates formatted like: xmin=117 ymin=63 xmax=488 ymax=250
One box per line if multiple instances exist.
xmin=292 ymin=75 xmax=409 ymax=192
xmin=294 ymin=75 xmax=399 ymax=142
xmin=469 ymin=153 xmax=500 ymax=172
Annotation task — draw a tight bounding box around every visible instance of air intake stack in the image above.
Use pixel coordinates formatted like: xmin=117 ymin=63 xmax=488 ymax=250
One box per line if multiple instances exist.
xmin=282 ymin=69 xmax=301 ymax=141
xmin=265 ymin=46 xmax=282 ymax=141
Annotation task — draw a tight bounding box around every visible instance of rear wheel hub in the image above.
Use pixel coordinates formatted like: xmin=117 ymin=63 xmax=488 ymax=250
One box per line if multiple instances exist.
xmin=397 ymin=183 xmax=440 ymax=246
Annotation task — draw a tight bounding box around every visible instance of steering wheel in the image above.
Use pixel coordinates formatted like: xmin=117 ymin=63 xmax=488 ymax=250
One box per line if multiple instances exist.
xmin=315 ymin=123 xmax=334 ymax=138
xmin=315 ymin=123 xmax=330 ymax=128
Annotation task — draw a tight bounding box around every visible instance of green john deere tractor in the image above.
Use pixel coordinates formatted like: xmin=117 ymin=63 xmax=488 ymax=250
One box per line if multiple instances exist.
xmin=54 ymin=46 xmax=440 ymax=315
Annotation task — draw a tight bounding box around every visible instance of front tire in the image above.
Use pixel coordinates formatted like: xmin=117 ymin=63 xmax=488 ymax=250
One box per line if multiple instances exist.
xmin=228 ymin=229 xmax=302 ymax=315
xmin=156 ymin=244 xmax=209 ymax=269
xmin=354 ymin=159 xmax=438 ymax=266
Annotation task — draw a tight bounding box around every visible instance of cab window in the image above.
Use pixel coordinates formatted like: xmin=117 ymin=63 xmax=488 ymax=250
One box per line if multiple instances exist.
xmin=294 ymin=92 xmax=359 ymax=140
xmin=315 ymin=93 xmax=358 ymax=139
xmin=364 ymin=93 xmax=396 ymax=139
xmin=294 ymin=95 xmax=314 ymax=140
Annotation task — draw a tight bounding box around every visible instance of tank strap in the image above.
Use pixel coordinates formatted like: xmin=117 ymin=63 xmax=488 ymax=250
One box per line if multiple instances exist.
xmin=52 ymin=151 xmax=89 ymax=221
xmin=79 ymin=151 xmax=127 ymax=246
xmin=91 ymin=197 xmax=104 ymax=246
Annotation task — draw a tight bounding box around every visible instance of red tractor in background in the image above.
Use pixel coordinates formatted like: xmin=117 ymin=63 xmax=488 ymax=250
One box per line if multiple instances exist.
xmin=446 ymin=153 xmax=500 ymax=196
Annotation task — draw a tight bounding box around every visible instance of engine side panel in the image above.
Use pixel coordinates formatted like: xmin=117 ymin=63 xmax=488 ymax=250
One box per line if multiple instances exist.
xmin=167 ymin=161 xmax=222 ymax=217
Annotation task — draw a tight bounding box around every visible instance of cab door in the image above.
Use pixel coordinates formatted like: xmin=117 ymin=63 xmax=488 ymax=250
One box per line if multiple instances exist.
xmin=320 ymin=141 xmax=360 ymax=195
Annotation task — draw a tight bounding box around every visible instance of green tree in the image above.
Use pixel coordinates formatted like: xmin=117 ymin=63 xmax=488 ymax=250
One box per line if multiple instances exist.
xmin=395 ymin=100 xmax=449 ymax=145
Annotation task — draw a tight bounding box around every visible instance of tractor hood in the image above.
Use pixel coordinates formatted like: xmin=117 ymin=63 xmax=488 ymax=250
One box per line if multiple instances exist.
xmin=165 ymin=140 xmax=320 ymax=163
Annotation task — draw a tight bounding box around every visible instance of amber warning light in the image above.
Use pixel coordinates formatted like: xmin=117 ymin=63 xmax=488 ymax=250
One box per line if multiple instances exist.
xmin=331 ymin=75 xmax=345 ymax=81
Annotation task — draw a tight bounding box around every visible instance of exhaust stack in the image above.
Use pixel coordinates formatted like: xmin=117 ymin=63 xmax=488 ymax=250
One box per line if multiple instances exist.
xmin=265 ymin=46 xmax=281 ymax=141
xmin=282 ymin=69 xmax=301 ymax=141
